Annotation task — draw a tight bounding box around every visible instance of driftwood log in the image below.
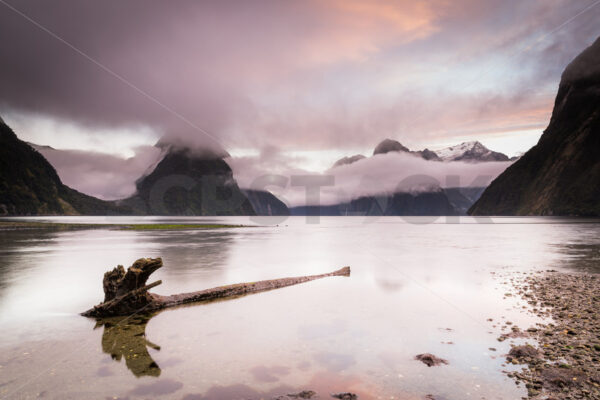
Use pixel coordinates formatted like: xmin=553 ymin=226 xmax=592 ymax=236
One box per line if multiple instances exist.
xmin=82 ymin=258 xmax=350 ymax=318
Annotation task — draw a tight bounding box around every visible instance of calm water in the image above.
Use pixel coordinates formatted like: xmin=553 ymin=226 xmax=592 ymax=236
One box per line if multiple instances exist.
xmin=1 ymin=216 xmax=600 ymax=400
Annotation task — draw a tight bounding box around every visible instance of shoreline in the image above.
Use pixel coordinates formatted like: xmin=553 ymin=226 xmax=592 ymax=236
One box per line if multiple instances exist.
xmin=0 ymin=220 xmax=249 ymax=231
xmin=503 ymin=270 xmax=600 ymax=399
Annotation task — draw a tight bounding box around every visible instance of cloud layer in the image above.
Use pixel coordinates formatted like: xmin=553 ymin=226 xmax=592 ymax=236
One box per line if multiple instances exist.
xmin=229 ymin=150 xmax=512 ymax=207
xmin=33 ymin=144 xmax=162 ymax=200
xmin=1 ymin=0 xmax=599 ymax=152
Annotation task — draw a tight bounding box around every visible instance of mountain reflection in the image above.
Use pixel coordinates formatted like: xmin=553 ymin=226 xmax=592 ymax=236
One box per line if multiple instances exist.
xmin=96 ymin=314 xmax=161 ymax=377
xmin=144 ymin=230 xmax=234 ymax=274
xmin=0 ymin=229 xmax=56 ymax=291
xmin=555 ymin=241 xmax=600 ymax=272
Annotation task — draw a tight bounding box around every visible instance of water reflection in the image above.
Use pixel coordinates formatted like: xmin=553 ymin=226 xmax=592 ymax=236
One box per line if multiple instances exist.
xmin=93 ymin=290 xmax=284 ymax=379
xmin=0 ymin=226 xmax=238 ymax=343
xmin=96 ymin=314 xmax=161 ymax=377
xmin=0 ymin=229 xmax=56 ymax=292
xmin=3 ymin=217 xmax=600 ymax=399
xmin=554 ymin=242 xmax=600 ymax=272
xmin=180 ymin=383 xmax=294 ymax=400
xmin=93 ymin=290 xmax=268 ymax=379
xmin=148 ymin=230 xmax=234 ymax=273
xmin=137 ymin=229 xmax=237 ymax=296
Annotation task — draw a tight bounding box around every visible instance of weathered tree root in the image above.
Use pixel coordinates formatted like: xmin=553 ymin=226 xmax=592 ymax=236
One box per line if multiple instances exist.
xmin=82 ymin=258 xmax=350 ymax=318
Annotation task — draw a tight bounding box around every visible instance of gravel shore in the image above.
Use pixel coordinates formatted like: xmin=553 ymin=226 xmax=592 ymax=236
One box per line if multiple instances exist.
xmin=503 ymin=271 xmax=600 ymax=399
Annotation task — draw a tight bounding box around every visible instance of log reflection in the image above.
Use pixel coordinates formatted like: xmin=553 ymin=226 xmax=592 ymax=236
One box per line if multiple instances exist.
xmin=95 ymin=314 xmax=161 ymax=377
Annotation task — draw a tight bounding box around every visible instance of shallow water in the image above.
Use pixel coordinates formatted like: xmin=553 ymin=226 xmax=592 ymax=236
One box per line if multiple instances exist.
xmin=1 ymin=216 xmax=599 ymax=399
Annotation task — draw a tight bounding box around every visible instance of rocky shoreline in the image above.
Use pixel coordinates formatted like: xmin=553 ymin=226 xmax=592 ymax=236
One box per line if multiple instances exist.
xmin=503 ymin=271 xmax=600 ymax=399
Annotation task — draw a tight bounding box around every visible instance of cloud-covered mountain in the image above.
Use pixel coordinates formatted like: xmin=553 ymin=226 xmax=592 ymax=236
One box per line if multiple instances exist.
xmin=332 ymin=154 xmax=367 ymax=168
xmin=7 ymin=116 xmax=511 ymax=217
xmin=470 ymin=36 xmax=600 ymax=216
xmin=11 ymin=125 xmax=512 ymax=216
xmin=0 ymin=117 xmax=270 ymax=216
xmin=317 ymin=138 xmax=512 ymax=214
xmin=119 ymin=142 xmax=256 ymax=216
xmin=334 ymin=138 xmax=507 ymax=167
xmin=231 ymin=147 xmax=510 ymax=209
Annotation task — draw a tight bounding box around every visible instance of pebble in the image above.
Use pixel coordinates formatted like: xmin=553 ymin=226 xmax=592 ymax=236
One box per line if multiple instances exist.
xmin=500 ymin=272 xmax=600 ymax=399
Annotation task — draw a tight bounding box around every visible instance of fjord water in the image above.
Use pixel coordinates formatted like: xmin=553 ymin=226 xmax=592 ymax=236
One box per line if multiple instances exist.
xmin=1 ymin=217 xmax=599 ymax=399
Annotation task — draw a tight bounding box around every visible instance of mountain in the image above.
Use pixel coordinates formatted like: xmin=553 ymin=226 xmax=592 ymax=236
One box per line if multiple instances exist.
xmin=444 ymin=187 xmax=486 ymax=215
xmin=434 ymin=141 xmax=509 ymax=162
xmin=332 ymin=154 xmax=366 ymax=168
xmin=0 ymin=117 xmax=130 ymax=215
xmin=120 ymin=143 xmax=256 ymax=215
xmin=469 ymin=37 xmax=600 ymax=216
xmin=373 ymin=139 xmax=409 ymax=155
xmin=290 ymin=189 xmax=458 ymax=216
xmin=372 ymin=139 xmax=442 ymax=161
xmin=242 ymin=189 xmax=290 ymax=216
xmin=344 ymin=138 xmax=506 ymax=164
xmin=415 ymin=148 xmax=441 ymax=161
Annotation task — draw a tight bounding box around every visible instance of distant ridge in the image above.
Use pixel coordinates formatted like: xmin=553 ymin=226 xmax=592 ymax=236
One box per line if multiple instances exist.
xmin=333 ymin=138 xmax=509 ymax=166
xmin=242 ymin=189 xmax=289 ymax=216
xmin=290 ymin=189 xmax=459 ymax=216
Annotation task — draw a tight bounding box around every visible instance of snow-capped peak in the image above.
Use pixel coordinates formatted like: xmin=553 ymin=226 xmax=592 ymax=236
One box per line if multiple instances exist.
xmin=434 ymin=141 xmax=509 ymax=162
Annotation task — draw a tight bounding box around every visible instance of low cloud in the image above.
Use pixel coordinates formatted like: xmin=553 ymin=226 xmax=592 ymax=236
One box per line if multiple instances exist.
xmin=34 ymin=145 xmax=162 ymax=200
xmin=229 ymin=150 xmax=512 ymax=207
xmin=33 ymin=139 xmax=511 ymax=206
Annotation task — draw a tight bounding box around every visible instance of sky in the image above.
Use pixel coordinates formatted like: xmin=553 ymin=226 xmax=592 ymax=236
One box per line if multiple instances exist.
xmin=0 ymin=0 xmax=599 ymax=201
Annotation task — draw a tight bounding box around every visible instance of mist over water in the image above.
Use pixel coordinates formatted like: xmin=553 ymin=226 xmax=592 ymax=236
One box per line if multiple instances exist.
xmin=1 ymin=216 xmax=599 ymax=399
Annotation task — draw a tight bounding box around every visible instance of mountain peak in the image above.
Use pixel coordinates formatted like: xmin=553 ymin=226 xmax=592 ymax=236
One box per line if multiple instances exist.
xmin=551 ymin=37 xmax=600 ymax=124
xmin=373 ymin=138 xmax=409 ymax=155
xmin=435 ymin=141 xmax=509 ymax=162
xmin=451 ymin=141 xmax=484 ymax=150
xmin=467 ymin=140 xmax=483 ymax=147
xmin=416 ymin=148 xmax=441 ymax=161
xmin=560 ymin=36 xmax=600 ymax=87
xmin=123 ymin=139 xmax=255 ymax=216
xmin=332 ymin=154 xmax=366 ymax=168
xmin=155 ymin=136 xmax=230 ymax=160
